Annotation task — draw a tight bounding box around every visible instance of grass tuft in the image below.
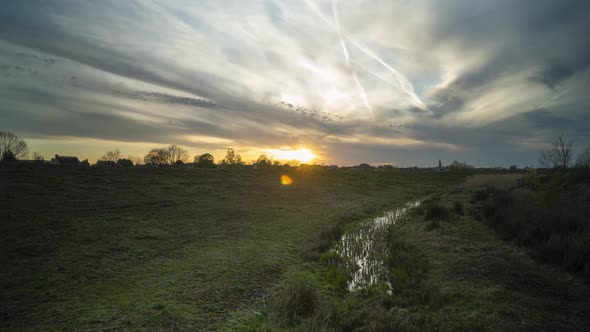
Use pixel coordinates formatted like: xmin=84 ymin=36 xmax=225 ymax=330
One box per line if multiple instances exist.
xmin=301 ymin=223 xmax=344 ymax=261
xmin=266 ymin=278 xmax=335 ymax=328
xmin=386 ymin=232 xmax=430 ymax=292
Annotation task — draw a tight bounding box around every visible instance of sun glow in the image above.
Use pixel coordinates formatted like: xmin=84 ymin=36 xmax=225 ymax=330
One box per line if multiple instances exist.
xmin=267 ymin=148 xmax=317 ymax=163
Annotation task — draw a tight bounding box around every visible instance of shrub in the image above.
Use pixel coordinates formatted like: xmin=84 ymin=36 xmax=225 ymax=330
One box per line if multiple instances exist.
xmin=424 ymin=204 xmax=451 ymax=221
xmin=482 ymin=182 xmax=590 ymax=279
xmin=448 ymin=160 xmax=475 ymax=174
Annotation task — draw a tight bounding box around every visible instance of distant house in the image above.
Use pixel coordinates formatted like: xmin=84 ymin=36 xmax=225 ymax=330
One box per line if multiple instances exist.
xmin=355 ymin=163 xmax=374 ymax=170
xmin=116 ymin=159 xmax=134 ymax=167
xmin=95 ymin=160 xmax=116 ymax=167
xmin=437 ymin=160 xmax=448 ymax=172
xmin=51 ymin=155 xmax=80 ymax=165
xmin=80 ymin=159 xmax=90 ymax=166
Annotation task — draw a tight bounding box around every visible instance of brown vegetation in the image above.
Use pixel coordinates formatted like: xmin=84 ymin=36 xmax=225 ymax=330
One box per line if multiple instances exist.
xmin=481 ymin=170 xmax=590 ymax=278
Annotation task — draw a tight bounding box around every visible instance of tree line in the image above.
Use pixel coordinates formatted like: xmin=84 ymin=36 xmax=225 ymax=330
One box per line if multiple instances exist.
xmin=0 ymin=131 xmax=304 ymax=168
xmin=98 ymin=146 xmax=298 ymax=168
xmin=3 ymin=130 xmax=590 ymax=169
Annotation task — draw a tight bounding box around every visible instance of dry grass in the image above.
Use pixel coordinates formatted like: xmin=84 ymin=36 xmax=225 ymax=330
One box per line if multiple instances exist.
xmin=483 ymin=187 xmax=590 ymax=278
xmin=463 ymin=173 xmax=522 ymax=190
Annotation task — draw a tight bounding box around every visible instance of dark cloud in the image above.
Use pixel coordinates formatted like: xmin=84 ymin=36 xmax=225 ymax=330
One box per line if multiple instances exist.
xmin=530 ymin=59 xmax=590 ymax=90
xmin=521 ymin=109 xmax=571 ymax=128
xmin=0 ymin=0 xmax=589 ymax=166
xmin=137 ymin=92 xmax=221 ymax=109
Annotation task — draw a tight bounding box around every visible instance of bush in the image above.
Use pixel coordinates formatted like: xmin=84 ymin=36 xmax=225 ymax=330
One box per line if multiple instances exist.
xmin=424 ymin=204 xmax=451 ymax=221
xmin=482 ymin=182 xmax=590 ymax=279
xmin=452 ymin=201 xmax=464 ymax=215
xmin=448 ymin=160 xmax=475 ymax=174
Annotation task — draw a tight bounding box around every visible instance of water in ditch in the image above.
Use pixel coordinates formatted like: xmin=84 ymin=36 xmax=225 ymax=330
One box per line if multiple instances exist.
xmin=332 ymin=199 xmax=422 ymax=292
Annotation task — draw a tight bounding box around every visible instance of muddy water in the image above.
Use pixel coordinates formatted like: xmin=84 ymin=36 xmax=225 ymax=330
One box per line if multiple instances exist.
xmin=332 ymin=200 xmax=422 ymax=291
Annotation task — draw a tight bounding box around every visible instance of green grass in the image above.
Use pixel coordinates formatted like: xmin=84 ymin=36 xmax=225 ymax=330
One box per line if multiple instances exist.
xmin=1 ymin=165 xmax=462 ymax=330
xmin=236 ymin=184 xmax=590 ymax=331
xmin=384 ymin=190 xmax=590 ymax=331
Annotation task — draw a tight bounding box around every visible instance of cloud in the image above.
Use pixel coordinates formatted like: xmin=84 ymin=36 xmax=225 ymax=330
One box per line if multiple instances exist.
xmin=0 ymin=0 xmax=589 ymax=166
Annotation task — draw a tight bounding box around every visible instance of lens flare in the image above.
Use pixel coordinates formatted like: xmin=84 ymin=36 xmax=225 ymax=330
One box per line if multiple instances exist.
xmin=281 ymin=175 xmax=293 ymax=186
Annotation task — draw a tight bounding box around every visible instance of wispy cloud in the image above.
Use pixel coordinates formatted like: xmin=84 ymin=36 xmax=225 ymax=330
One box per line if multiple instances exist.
xmin=0 ymin=0 xmax=589 ymax=166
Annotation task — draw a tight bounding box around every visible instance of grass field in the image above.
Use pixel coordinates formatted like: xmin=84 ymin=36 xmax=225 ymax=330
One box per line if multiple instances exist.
xmin=382 ymin=190 xmax=590 ymax=330
xmin=1 ymin=165 xmax=462 ymax=330
xmin=226 ymin=184 xmax=590 ymax=331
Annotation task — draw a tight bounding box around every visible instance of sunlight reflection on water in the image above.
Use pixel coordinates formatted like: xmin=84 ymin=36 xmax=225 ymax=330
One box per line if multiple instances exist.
xmin=333 ymin=199 xmax=422 ymax=292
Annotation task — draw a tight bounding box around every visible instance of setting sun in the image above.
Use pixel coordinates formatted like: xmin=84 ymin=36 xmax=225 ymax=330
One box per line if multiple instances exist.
xmin=267 ymin=148 xmax=317 ymax=163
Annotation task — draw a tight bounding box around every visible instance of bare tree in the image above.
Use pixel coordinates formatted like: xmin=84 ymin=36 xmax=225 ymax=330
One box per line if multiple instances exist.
xmin=539 ymin=133 xmax=574 ymax=169
xmin=576 ymin=147 xmax=590 ymax=168
xmin=0 ymin=131 xmax=29 ymax=159
xmin=99 ymin=149 xmax=121 ymax=162
xmin=167 ymin=145 xmax=189 ymax=164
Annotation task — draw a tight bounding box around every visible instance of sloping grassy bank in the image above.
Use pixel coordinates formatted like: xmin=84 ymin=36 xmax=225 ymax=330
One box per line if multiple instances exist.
xmin=238 ymin=182 xmax=590 ymax=331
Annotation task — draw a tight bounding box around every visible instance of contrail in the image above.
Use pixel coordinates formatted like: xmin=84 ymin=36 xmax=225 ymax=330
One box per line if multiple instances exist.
xmin=331 ymin=0 xmax=349 ymax=65
xmin=303 ymin=0 xmax=425 ymax=110
xmin=347 ymin=38 xmax=425 ymax=108
xmin=332 ymin=0 xmax=375 ymax=120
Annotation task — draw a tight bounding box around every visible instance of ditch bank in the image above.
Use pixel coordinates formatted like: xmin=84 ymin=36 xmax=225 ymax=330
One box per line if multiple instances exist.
xmin=229 ymin=189 xmax=590 ymax=331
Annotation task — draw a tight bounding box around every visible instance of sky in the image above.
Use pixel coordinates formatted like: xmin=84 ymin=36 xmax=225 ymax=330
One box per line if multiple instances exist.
xmin=1 ymin=0 xmax=589 ymax=166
